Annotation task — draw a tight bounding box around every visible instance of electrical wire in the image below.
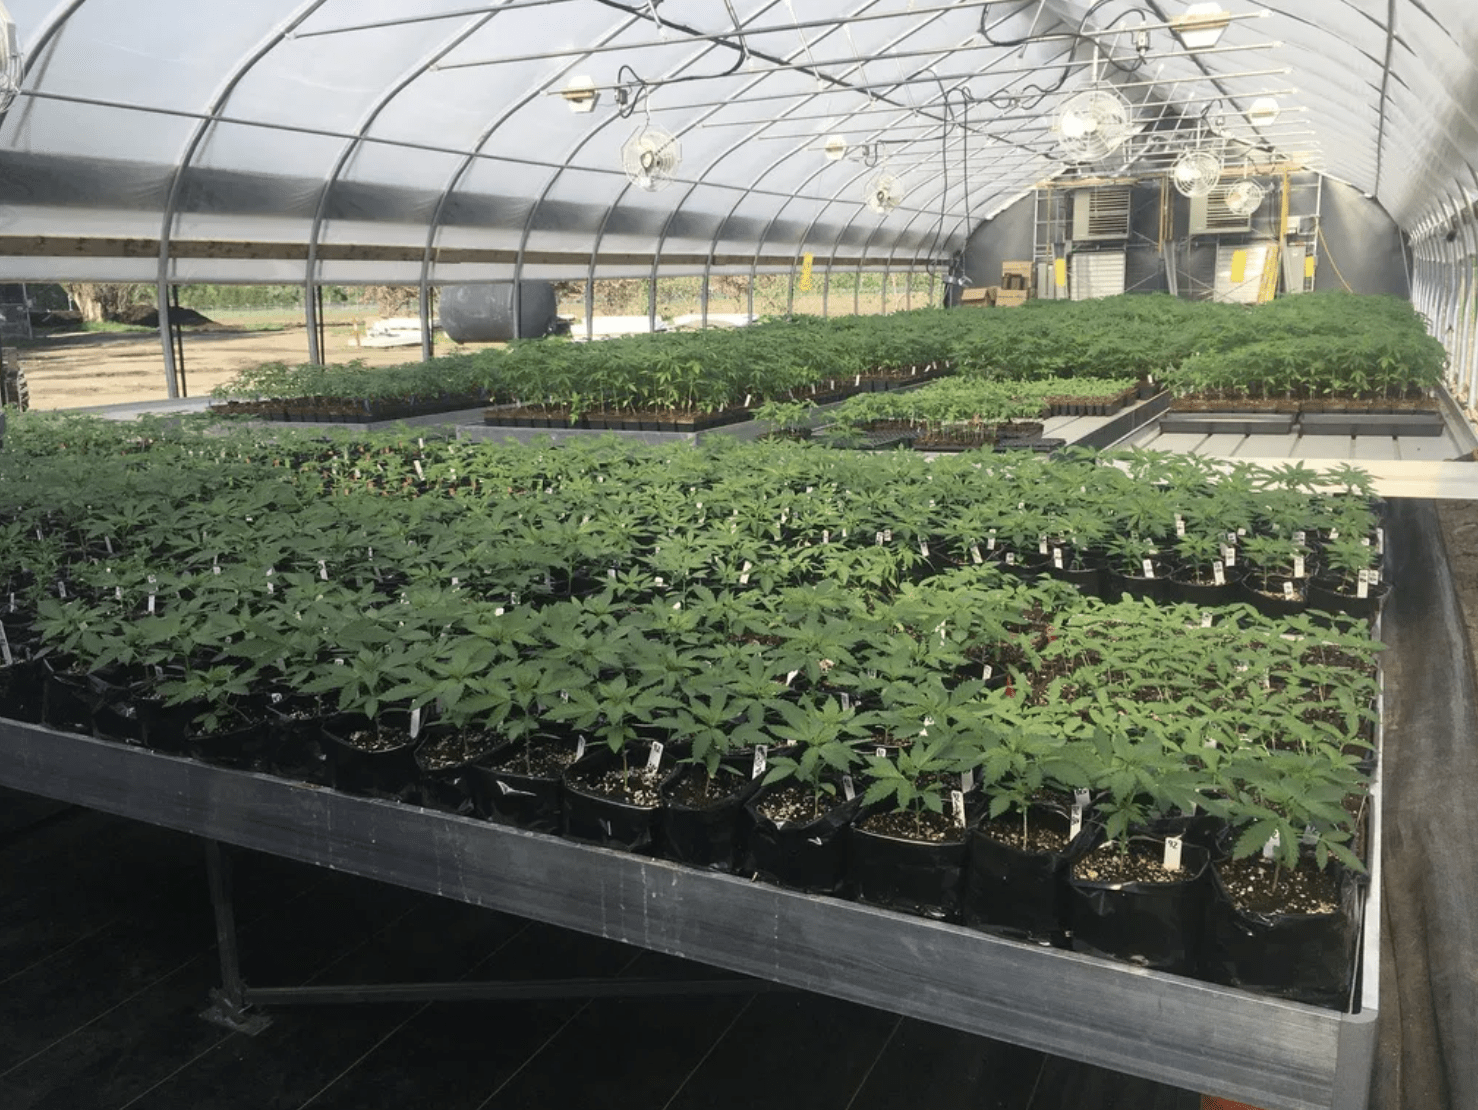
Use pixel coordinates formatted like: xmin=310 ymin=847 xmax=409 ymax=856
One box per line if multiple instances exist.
xmin=1317 ymin=222 xmax=1354 ymax=292
xmin=605 ymin=0 xmax=750 ymax=118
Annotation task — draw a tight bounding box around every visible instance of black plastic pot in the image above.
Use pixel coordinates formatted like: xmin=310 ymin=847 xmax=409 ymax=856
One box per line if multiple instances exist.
xmin=1203 ymin=858 xmax=1362 ymax=1007
xmin=660 ymin=762 xmax=761 ymax=872
xmin=189 ymin=717 xmax=277 ymax=770
xmin=264 ymin=695 xmax=332 ymax=784
xmin=1102 ymin=565 xmax=1168 ymax=604
xmin=847 ymin=811 xmax=968 ymax=921
xmin=562 ymin=744 xmax=665 ymax=852
xmin=135 ymin=695 xmax=204 ymax=754
xmin=1164 ymin=568 xmax=1244 ymax=608
xmin=322 ymin=712 xmax=423 ymax=802
xmin=742 ymin=783 xmax=861 ymax=895
xmin=413 ymin=727 xmax=502 ymax=816
xmin=41 ymin=666 xmax=97 ymax=734
xmin=0 ymin=658 xmax=46 ymax=724
xmin=1068 ymin=834 xmax=1210 ymax=975
xmin=1043 ymin=550 xmax=1103 ymax=598
xmin=1236 ymin=576 xmax=1307 ymax=618
xmin=963 ymin=804 xmax=1093 ymax=942
xmin=466 ymin=735 xmax=571 ymax=834
xmin=1306 ymin=579 xmax=1389 ymax=622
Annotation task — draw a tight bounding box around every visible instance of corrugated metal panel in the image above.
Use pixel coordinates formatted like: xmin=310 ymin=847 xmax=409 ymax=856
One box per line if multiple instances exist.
xmin=1214 ymin=244 xmax=1271 ymax=304
xmin=1071 ymin=187 xmax=1131 ymax=242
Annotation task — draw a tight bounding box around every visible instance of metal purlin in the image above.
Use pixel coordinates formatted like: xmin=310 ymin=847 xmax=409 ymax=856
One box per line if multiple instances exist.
xmin=301 ymin=10 xmax=503 ymax=366
xmin=414 ymin=14 xmax=643 ymax=360
xmin=150 ymin=1 xmax=334 ymax=399
xmin=658 ymin=0 xmax=964 ymax=326
xmin=510 ymin=24 xmax=755 ymax=342
xmin=644 ymin=0 xmax=863 ymax=333
xmin=1450 ymin=191 xmax=1475 ymax=414
xmin=1463 ymin=172 xmax=1478 ymax=414
xmin=737 ymin=2 xmax=1044 ymax=319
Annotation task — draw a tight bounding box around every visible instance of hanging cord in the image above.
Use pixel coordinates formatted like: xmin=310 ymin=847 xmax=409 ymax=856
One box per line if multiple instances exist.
xmin=606 ymin=0 xmax=750 ymax=118
xmin=982 ymin=0 xmax=1154 ymax=112
xmin=921 ymin=78 xmax=977 ymax=282
xmin=1317 ymin=222 xmax=1355 ymax=292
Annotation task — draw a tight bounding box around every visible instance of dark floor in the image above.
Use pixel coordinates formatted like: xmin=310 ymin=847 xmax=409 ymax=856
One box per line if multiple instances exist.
xmin=0 ymin=789 xmax=1201 ymax=1110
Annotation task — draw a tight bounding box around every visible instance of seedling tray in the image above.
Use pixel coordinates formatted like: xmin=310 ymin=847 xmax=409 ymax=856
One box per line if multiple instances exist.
xmin=0 ymin=713 xmax=1381 ymax=1110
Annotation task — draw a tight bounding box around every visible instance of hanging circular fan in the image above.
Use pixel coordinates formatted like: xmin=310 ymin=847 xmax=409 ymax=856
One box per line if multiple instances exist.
xmin=866 ymin=173 xmax=904 ymax=215
xmin=1054 ymin=88 xmax=1134 ymax=163
xmin=1172 ymin=148 xmax=1223 ymax=198
xmin=0 ymin=5 xmax=24 ymax=114
xmin=1224 ymin=179 xmax=1266 ymax=216
xmin=621 ymin=125 xmax=681 ymax=192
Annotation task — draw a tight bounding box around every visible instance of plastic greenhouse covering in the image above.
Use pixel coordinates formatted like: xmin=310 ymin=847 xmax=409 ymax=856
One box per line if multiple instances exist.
xmin=0 ymin=0 xmax=1472 ymax=293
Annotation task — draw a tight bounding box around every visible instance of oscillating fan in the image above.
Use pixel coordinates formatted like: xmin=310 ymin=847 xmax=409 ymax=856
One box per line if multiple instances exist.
xmin=0 ymin=3 xmax=23 ymax=114
xmin=1054 ymin=88 xmax=1134 ymax=163
xmin=1225 ymin=179 xmax=1266 ymax=216
xmin=866 ymin=173 xmax=904 ymax=215
xmin=1172 ymin=148 xmax=1223 ymax=198
xmin=621 ymin=125 xmax=681 ymax=192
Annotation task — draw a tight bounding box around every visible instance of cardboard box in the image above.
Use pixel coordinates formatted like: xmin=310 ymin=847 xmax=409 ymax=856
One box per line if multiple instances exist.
xmin=1001 ymin=261 xmax=1033 ymax=291
xmin=958 ymin=285 xmax=993 ymax=307
xmin=995 ymin=289 xmax=1029 ymax=307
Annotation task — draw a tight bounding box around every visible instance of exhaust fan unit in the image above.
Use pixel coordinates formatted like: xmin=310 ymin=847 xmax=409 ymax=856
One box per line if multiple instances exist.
xmin=1054 ymin=88 xmax=1134 ymax=163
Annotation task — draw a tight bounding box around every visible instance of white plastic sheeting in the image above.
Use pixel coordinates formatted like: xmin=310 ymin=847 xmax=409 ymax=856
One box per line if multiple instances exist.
xmin=0 ymin=0 xmax=1473 ymax=296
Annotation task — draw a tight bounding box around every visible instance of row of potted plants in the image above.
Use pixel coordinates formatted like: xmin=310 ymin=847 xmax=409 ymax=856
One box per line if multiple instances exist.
xmin=205 ymin=292 xmax=1441 ymax=428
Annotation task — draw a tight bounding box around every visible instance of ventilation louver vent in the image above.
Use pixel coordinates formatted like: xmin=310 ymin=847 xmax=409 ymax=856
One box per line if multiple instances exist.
xmin=1190 ymin=185 xmax=1254 ymax=234
xmin=1071 ymin=186 xmax=1132 ymax=241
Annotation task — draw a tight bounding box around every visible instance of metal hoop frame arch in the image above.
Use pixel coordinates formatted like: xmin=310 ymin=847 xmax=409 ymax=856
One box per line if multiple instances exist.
xmin=413 ymin=13 xmax=644 ymax=360
xmin=300 ymin=9 xmax=504 ymax=365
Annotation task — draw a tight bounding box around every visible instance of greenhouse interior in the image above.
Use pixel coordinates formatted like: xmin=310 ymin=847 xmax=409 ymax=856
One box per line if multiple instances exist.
xmin=2 ymin=2 xmax=1477 ymax=1109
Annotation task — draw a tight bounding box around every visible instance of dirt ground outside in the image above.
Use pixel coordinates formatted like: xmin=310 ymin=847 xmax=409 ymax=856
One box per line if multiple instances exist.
xmin=13 ymin=287 xmax=936 ymax=412
xmin=1436 ymin=500 xmax=1478 ymax=695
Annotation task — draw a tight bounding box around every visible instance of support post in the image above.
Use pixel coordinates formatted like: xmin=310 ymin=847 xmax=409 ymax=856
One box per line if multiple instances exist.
xmin=200 ymin=839 xmax=272 ymax=1035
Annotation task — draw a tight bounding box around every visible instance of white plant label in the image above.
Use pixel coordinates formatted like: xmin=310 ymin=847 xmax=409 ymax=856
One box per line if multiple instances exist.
xmin=1069 ymin=804 xmax=1083 ymax=841
xmin=0 ymin=622 xmax=11 ymax=667
xmin=875 ymin=531 xmax=885 ymax=546
xmin=1377 ymin=527 xmax=1385 ymax=554
xmin=961 ymin=769 xmax=975 ymax=794
xmin=104 ymin=536 xmax=113 ymax=555
xmin=785 ymin=670 xmax=799 ymax=687
xmin=1005 ymin=552 xmax=1016 ymax=566
xmin=1358 ymin=568 xmax=1371 ymax=599
xmin=840 ymin=693 xmax=852 ymax=711
xmin=1283 ymin=580 xmax=1296 ymax=599
xmin=883 ymin=529 xmax=893 ymax=543
xmin=1175 ymin=515 xmax=1186 ymax=537
xmin=646 ymin=741 xmax=664 ymax=771
xmin=654 ymin=576 xmax=665 ymax=587
xmin=319 ymin=560 xmax=329 ymax=581
xmin=1227 ymin=532 xmax=1238 ymax=546
xmin=1237 ymin=527 xmax=1247 ymax=537
xmin=1142 ymin=559 xmax=1155 ymax=580
xmin=1263 ymin=830 xmax=1281 ymax=859
xmin=842 ymin=774 xmax=856 ymax=801
xmin=876 ymin=747 xmax=888 ymax=760
xmin=56 ymin=580 xmax=66 ymax=599
xmin=951 ymin=790 xmax=966 ymax=828
xmin=266 ymin=569 xmax=275 ymax=594
xmin=115 ymin=587 xmax=123 ymax=601
xmin=919 ymin=540 xmax=930 ymax=558
xmin=1074 ymin=789 xmax=1091 ymax=811
xmin=743 ymin=394 xmax=752 ymax=408
xmin=1212 ymin=560 xmax=1226 ymax=587
xmin=987 ymin=535 xmax=997 ymax=551
xmin=1163 ymin=836 xmax=1184 ymax=872
xmin=1053 ymin=548 xmax=1064 ymax=570
xmin=1293 ymin=555 xmax=1306 ymax=579
xmin=1294 ymin=531 xmax=1306 ymax=545
xmin=494 ymin=607 xmax=505 ymax=617
xmin=609 ymin=567 xmax=617 ymax=580
xmin=1372 ymin=566 xmax=1382 ymax=584
xmin=823 ymin=531 xmax=830 ymax=546
xmin=1201 ymin=612 xmax=1215 ymax=629
xmin=970 ymin=544 xmax=983 ymax=565
xmin=751 ymin=746 xmax=767 ymax=779
xmin=740 ymin=561 xmax=752 ymax=585
xmin=575 ymin=736 xmax=587 ymax=762
xmin=981 ymin=664 xmax=993 ymax=681
xmin=1222 ymin=545 xmax=1237 ymax=567
xmin=413 ymin=460 xmax=424 ymax=480
xmin=417 ymin=438 xmax=425 ymax=450
xmin=409 ymin=707 xmax=423 ymax=739
xmin=147 ymin=593 xmax=156 ymax=615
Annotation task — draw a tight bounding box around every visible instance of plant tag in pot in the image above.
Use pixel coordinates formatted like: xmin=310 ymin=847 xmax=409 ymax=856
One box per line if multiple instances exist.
xmin=1039 ymin=537 xmax=1049 ymax=556
xmin=646 ymin=741 xmax=664 ymax=772
xmin=951 ymin=790 xmax=966 ymax=828
xmin=1201 ymin=612 xmax=1214 ymax=629
xmin=319 ymin=559 xmax=329 ymax=581
xmin=413 ymin=459 xmax=424 ymax=481
xmin=987 ymin=534 xmax=997 ymax=551
xmin=1212 ymin=560 xmax=1226 ymax=587
xmin=875 ymin=531 xmax=885 ymax=546
xmin=884 ymin=529 xmax=893 ymax=543
xmin=1175 ymin=515 xmax=1185 ymax=537
xmin=609 ymin=567 xmax=617 ymax=580
xmin=1377 ymin=527 xmax=1385 ymax=554
xmin=875 ymin=747 xmax=888 ymax=760
xmin=1069 ymin=804 xmax=1083 ymax=840
xmin=1053 ymin=548 xmax=1064 ymax=569
xmin=1142 ymin=559 xmax=1155 ymax=579
xmin=970 ymin=544 xmax=983 ymax=565
xmin=751 ymin=745 xmax=767 ymax=779
xmin=981 ymin=664 xmax=993 ymax=681
xmin=739 ymin=560 xmax=753 ymax=586
xmin=0 ymin=622 xmax=11 ymax=667
xmin=1358 ymin=568 xmax=1371 ymax=599
xmin=842 ymin=774 xmax=855 ymax=801
xmin=575 ymin=736 xmax=587 ymax=762
xmin=1295 ymin=530 xmax=1306 ymax=545
xmin=115 ymin=586 xmax=123 ymax=601
xmin=840 ymin=693 xmax=852 ymax=711
xmin=1262 ymin=830 xmax=1281 ymax=859
xmin=785 ymin=670 xmax=799 ymax=687
xmin=1282 ymin=580 xmax=1296 ymax=599
xmin=919 ymin=540 xmax=930 ymax=558
xmin=1163 ymin=836 xmax=1183 ymax=872
xmin=961 ymin=769 xmax=975 ymax=794
xmin=823 ymin=531 xmax=830 ymax=545
xmin=56 ymin=579 xmax=66 ymax=599
xmin=409 ymin=707 xmax=423 ymax=739
xmin=1004 ymin=552 xmax=1016 ymax=566
xmin=265 ymin=568 xmax=275 ymax=594
xmin=1221 ymin=544 xmax=1236 ymax=567
xmin=1293 ymin=555 xmax=1306 ymax=579
xmin=147 ymin=593 xmax=156 ymax=615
